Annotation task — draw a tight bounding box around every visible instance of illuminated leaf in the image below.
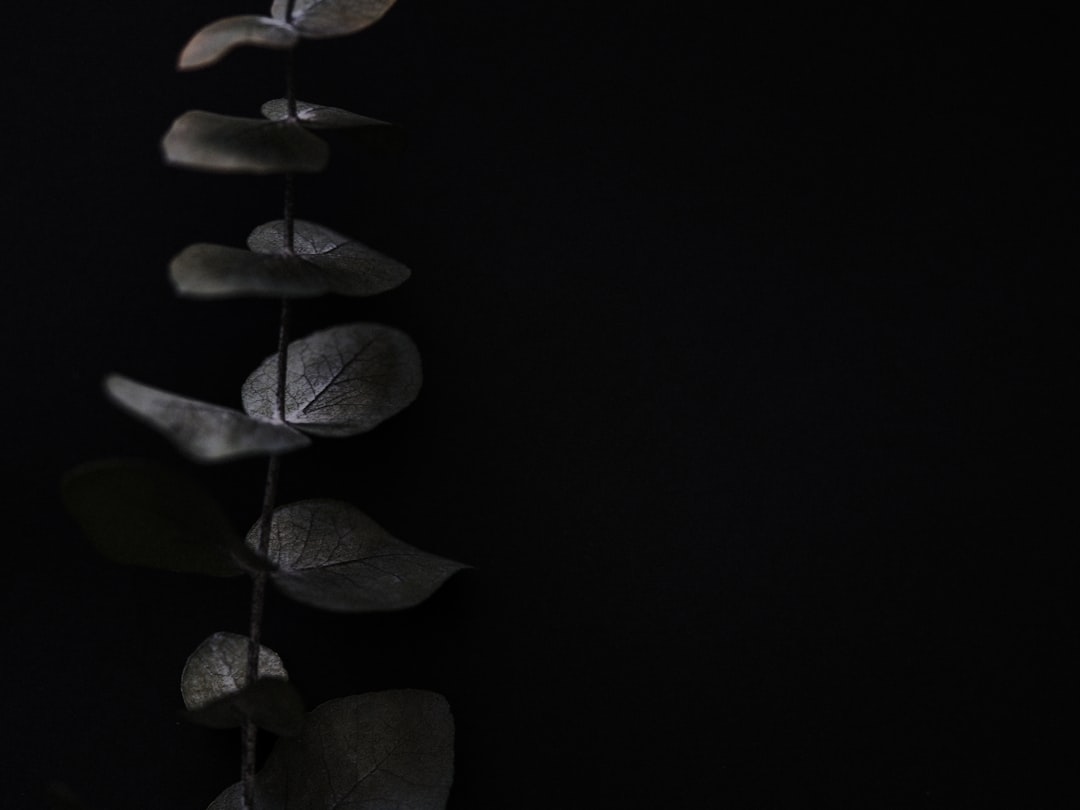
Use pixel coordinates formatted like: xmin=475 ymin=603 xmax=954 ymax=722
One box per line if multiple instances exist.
xmin=61 ymin=458 xmax=244 ymax=576
xmin=241 ymin=323 xmax=422 ymax=437
xmin=260 ymin=98 xmax=392 ymax=130
xmin=181 ymin=632 xmax=304 ymax=736
xmin=169 ymin=244 xmax=324 ymax=299
xmin=178 ymin=16 xmax=299 ymax=71
xmin=104 ymin=374 xmax=310 ymax=462
xmin=162 ymin=111 xmax=328 ymax=174
xmin=249 ymin=219 xmax=411 ymax=292
xmin=207 ymin=690 xmax=454 ymax=810
xmin=251 ymin=499 xmax=468 ymax=612
xmin=272 ymin=0 xmax=400 ymax=39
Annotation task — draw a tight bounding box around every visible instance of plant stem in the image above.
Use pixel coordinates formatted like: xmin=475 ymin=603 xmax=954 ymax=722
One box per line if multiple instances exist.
xmin=241 ymin=27 xmax=300 ymax=809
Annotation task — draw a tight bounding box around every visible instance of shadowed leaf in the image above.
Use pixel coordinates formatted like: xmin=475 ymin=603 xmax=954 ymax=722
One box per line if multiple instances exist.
xmin=178 ymin=16 xmax=299 ymax=70
xmin=105 ymin=374 xmax=311 ymax=462
xmin=241 ymin=322 xmax=422 ymax=437
xmin=60 ymin=458 xmax=243 ymax=576
xmin=207 ymin=690 xmax=454 ymax=810
xmin=181 ymin=632 xmax=304 ymax=736
xmin=169 ymin=222 xmax=409 ymax=299
xmin=170 ymin=244 xmax=324 ymax=299
xmin=250 ymin=499 xmax=468 ymax=612
xmin=163 ymin=111 xmax=328 ymax=174
xmin=272 ymin=0 xmax=399 ymax=38
xmin=260 ymin=98 xmax=392 ymax=130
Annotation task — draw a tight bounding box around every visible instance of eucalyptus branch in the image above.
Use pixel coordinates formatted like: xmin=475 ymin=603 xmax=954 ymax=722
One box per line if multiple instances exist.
xmin=63 ymin=3 xmax=464 ymax=808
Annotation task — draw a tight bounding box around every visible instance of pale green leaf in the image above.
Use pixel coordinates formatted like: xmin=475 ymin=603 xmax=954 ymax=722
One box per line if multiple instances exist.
xmin=207 ymin=690 xmax=454 ymax=810
xmin=241 ymin=323 xmax=422 ymax=437
xmin=162 ymin=111 xmax=329 ymax=174
xmin=104 ymin=374 xmax=311 ymax=462
xmin=250 ymin=499 xmax=468 ymax=612
xmin=178 ymin=16 xmax=299 ymax=71
xmin=169 ymin=244 xmax=324 ymax=299
xmin=60 ymin=458 xmax=244 ymax=576
xmin=272 ymin=0 xmax=400 ymax=39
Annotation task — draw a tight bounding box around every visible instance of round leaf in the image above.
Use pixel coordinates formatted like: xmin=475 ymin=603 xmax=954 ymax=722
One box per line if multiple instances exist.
xmin=272 ymin=0 xmax=400 ymax=39
xmin=162 ymin=110 xmax=329 ymax=174
xmin=181 ymin=632 xmax=304 ymax=736
xmin=260 ymin=98 xmax=392 ymax=130
xmin=61 ymin=458 xmax=243 ymax=576
xmin=178 ymin=16 xmax=299 ymax=71
xmin=105 ymin=374 xmax=311 ymax=462
xmin=249 ymin=499 xmax=469 ymax=612
xmin=249 ymin=219 xmax=412 ymax=294
xmin=207 ymin=690 xmax=454 ymax=810
xmin=241 ymin=323 xmax=422 ymax=437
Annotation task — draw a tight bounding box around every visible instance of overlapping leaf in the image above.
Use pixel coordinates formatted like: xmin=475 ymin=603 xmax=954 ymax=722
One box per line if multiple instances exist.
xmin=182 ymin=632 xmax=304 ymax=736
xmin=178 ymin=15 xmax=299 ymax=70
xmin=169 ymin=220 xmax=410 ymax=299
xmin=249 ymin=499 xmax=468 ymax=612
xmin=162 ymin=111 xmax=329 ymax=174
xmin=241 ymin=322 xmax=422 ymax=437
xmin=272 ymin=0 xmax=400 ymax=38
xmin=207 ymin=690 xmax=454 ymax=810
xmin=260 ymin=98 xmax=392 ymax=130
xmin=105 ymin=374 xmax=310 ymax=462
xmin=61 ymin=458 xmax=246 ymax=576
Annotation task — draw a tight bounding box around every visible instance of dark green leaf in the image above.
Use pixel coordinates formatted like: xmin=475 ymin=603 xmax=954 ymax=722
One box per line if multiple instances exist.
xmin=181 ymin=632 xmax=304 ymax=736
xmin=178 ymin=16 xmax=299 ymax=71
xmin=162 ymin=111 xmax=328 ymax=174
xmin=272 ymin=0 xmax=399 ymax=39
xmin=250 ymin=499 xmax=468 ymax=612
xmin=260 ymin=98 xmax=392 ymax=130
xmin=207 ymin=690 xmax=454 ymax=810
xmin=241 ymin=323 xmax=422 ymax=437
xmin=60 ymin=458 xmax=243 ymax=576
xmin=105 ymin=374 xmax=311 ymax=462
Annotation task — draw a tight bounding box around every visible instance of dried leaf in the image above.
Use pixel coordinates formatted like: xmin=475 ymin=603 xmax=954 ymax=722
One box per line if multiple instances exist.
xmin=105 ymin=374 xmax=311 ymax=462
xmin=207 ymin=690 xmax=454 ymax=810
xmin=181 ymin=632 xmax=304 ymax=736
xmin=178 ymin=15 xmax=299 ymax=71
xmin=272 ymin=0 xmax=400 ymax=39
xmin=241 ymin=322 xmax=422 ymax=437
xmin=162 ymin=111 xmax=329 ymax=174
xmin=60 ymin=458 xmax=243 ymax=576
xmin=260 ymin=98 xmax=392 ymax=130
xmin=250 ymin=499 xmax=468 ymax=612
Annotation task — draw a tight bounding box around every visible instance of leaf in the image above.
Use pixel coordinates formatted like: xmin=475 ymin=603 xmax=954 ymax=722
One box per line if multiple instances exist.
xmin=104 ymin=374 xmax=311 ymax=462
xmin=162 ymin=111 xmax=329 ymax=174
xmin=260 ymin=98 xmax=392 ymax=130
xmin=178 ymin=16 xmax=299 ymax=71
xmin=250 ymin=499 xmax=468 ymax=612
xmin=241 ymin=322 xmax=422 ymax=437
xmin=207 ymin=690 xmax=454 ymax=810
xmin=249 ymin=219 xmax=411 ymax=294
xmin=272 ymin=0 xmax=400 ymax=39
xmin=60 ymin=458 xmax=244 ymax=576
xmin=169 ymin=244 xmax=324 ymax=299
xmin=168 ymin=223 xmax=409 ymax=299
xmin=181 ymin=632 xmax=304 ymax=736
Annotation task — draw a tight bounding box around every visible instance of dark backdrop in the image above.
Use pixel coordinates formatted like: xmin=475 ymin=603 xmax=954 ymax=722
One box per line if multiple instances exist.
xmin=4 ymin=3 xmax=1070 ymax=808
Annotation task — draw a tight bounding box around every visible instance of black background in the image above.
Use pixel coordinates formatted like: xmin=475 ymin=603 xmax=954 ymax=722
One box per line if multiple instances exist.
xmin=3 ymin=2 xmax=1071 ymax=808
